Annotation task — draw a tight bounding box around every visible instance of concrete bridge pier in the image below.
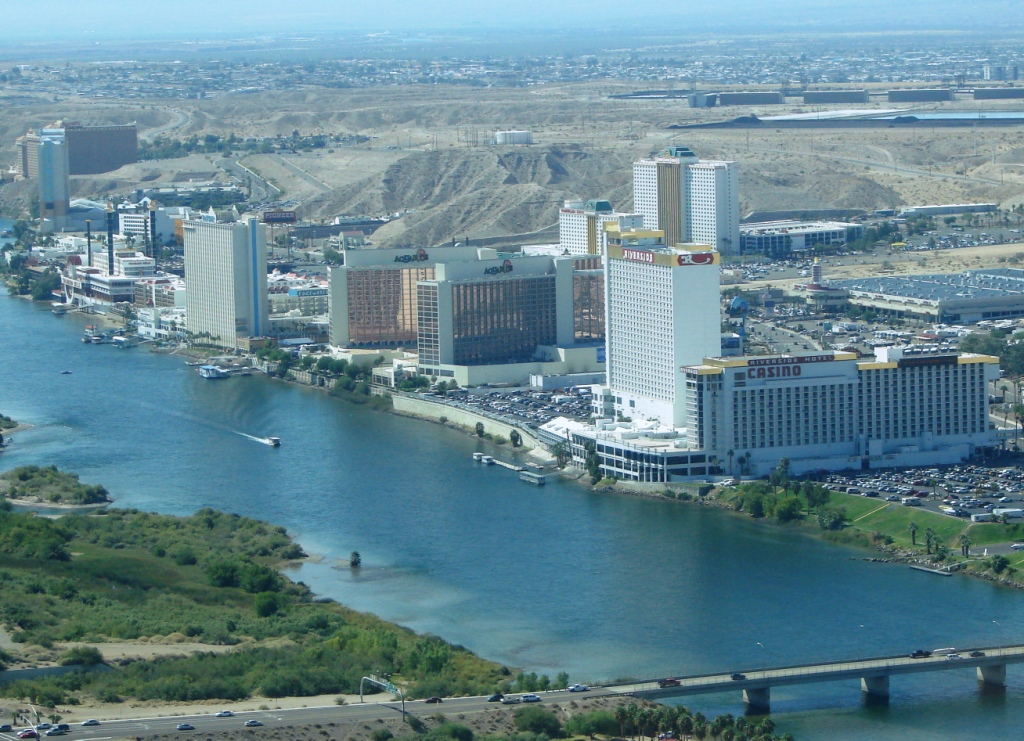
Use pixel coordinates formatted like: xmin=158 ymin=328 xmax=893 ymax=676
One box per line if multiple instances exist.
xmin=861 ymin=674 xmax=890 ymax=700
xmin=977 ymin=664 xmax=1006 ymax=687
xmin=742 ymin=687 xmax=770 ymax=710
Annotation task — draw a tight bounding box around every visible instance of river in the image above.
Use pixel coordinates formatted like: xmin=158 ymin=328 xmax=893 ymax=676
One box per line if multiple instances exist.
xmin=1 ymin=289 xmax=1023 ymax=739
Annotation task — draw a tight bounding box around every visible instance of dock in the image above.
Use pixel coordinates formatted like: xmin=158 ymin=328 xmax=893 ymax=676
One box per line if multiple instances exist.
xmin=910 ymin=565 xmax=954 ymax=577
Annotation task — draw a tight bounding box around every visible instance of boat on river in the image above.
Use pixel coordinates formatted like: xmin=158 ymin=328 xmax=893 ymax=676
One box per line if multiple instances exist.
xmin=264 ymin=436 xmax=281 ymax=447
xmin=198 ymin=365 xmax=231 ymax=379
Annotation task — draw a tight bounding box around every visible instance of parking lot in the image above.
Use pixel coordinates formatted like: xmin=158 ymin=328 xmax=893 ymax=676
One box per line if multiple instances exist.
xmin=815 ymin=463 xmax=1024 ymax=545
xmin=424 ymin=386 xmax=594 ymax=430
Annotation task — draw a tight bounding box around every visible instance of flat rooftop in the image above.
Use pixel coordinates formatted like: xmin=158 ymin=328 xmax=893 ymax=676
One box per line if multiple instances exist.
xmin=833 ymin=269 xmax=1024 ymax=303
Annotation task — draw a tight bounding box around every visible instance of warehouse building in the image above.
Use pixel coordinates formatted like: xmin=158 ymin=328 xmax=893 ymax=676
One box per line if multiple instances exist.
xmin=833 ymin=268 xmax=1024 ymax=324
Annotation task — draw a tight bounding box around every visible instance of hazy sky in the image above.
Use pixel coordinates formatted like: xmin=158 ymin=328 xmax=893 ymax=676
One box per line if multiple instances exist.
xmin=12 ymin=0 xmax=1024 ymax=42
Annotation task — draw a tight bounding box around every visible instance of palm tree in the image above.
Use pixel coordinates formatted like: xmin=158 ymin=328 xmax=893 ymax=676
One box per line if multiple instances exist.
xmin=958 ymin=532 xmax=973 ymax=558
xmin=908 ymin=522 xmax=919 ymax=546
xmin=615 ymin=706 xmax=629 ymax=739
xmin=925 ymin=527 xmax=937 ymax=555
xmin=727 ymin=449 xmax=735 ymax=476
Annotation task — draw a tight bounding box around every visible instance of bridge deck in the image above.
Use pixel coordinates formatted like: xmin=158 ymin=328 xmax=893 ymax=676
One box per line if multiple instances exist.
xmin=614 ymin=644 xmax=1024 ymax=698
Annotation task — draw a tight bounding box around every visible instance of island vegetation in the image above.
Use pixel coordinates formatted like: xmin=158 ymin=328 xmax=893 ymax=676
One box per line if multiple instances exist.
xmin=0 ymin=413 xmax=17 ymax=431
xmin=0 ymin=465 xmax=112 ymax=505
xmin=0 ymin=497 xmax=524 ymax=708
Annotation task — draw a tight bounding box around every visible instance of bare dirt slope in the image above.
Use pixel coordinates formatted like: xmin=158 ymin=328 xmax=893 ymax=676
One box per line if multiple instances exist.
xmin=5 ymin=83 xmax=1024 ymax=244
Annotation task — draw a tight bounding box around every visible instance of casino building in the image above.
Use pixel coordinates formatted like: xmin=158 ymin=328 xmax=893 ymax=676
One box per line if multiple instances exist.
xmin=545 ymin=345 xmax=999 ymax=482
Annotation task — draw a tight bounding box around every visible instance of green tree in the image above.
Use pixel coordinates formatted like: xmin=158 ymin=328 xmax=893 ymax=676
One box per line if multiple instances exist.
xmin=350 ymin=551 xmax=362 ymax=568
xmin=775 ymin=496 xmax=803 ymax=523
xmin=253 ymin=591 xmax=280 ymax=617
xmin=475 ymin=422 xmax=485 ymax=437
xmin=958 ymin=532 xmax=973 ymax=558
xmin=908 ymin=522 xmax=919 ymax=546
xmin=514 ymin=706 xmax=562 ymax=737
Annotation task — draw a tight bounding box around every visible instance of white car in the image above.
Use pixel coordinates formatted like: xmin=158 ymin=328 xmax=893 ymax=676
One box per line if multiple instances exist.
xmin=215 ymin=711 xmax=234 ymax=718
xmin=568 ymin=684 xmax=590 ymax=692
xmin=81 ymin=720 xmax=100 ymax=727
xmin=521 ymin=694 xmax=542 ymax=703
xmin=1011 ymin=543 xmax=1024 ymax=551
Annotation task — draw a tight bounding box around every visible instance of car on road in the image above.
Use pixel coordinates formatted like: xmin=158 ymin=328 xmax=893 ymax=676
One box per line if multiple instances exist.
xmin=946 ymin=653 xmax=963 ymax=660
xmin=425 ymin=697 xmax=443 ymax=704
xmin=81 ymin=720 xmax=100 ymax=727
xmin=1000 ymin=496 xmax=1014 ymax=503
xmin=487 ymin=693 xmax=504 ymax=702
xmin=909 ymin=649 xmax=932 ymax=658
xmin=730 ymin=673 xmax=746 ymax=681
xmin=33 ymin=726 xmax=50 ymax=732
xmin=1012 ymin=543 xmax=1024 ymax=551
xmin=0 ymin=725 xmax=12 ymax=733
xmin=568 ymin=684 xmax=590 ymax=692
xmin=969 ymin=651 xmax=986 ymax=658
xmin=176 ymin=723 xmax=196 ymax=731
xmin=521 ymin=694 xmax=542 ymax=703
xmin=657 ymin=678 xmax=681 ymax=688
xmin=500 ymin=697 xmax=522 ymax=705
xmin=215 ymin=711 xmax=234 ymax=717
xmin=244 ymin=720 xmax=264 ymax=727
xmin=17 ymin=731 xmax=37 ymax=739
xmin=43 ymin=730 xmax=65 ymax=737
xmin=885 ymin=494 xmax=900 ymax=501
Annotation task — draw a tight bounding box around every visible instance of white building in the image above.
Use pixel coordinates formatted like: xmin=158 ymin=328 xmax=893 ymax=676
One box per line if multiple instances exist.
xmin=741 ymin=220 xmax=865 ymax=257
xmin=546 ymin=346 xmax=1000 ymax=482
xmin=603 ymin=226 xmax=721 ymax=427
xmin=558 ymin=199 xmax=643 ymax=256
xmin=633 ymin=147 xmax=740 ymax=255
xmin=183 ymin=219 xmax=269 ymax=350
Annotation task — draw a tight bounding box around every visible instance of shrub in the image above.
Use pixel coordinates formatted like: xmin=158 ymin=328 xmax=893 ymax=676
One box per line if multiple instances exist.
xmin=514 ymin=707 xmax=562 ymax=737
xmin=59 ymin=646 xmax=104 ymax=666
xmin=372 ymin=730 xmax=394 ymax=741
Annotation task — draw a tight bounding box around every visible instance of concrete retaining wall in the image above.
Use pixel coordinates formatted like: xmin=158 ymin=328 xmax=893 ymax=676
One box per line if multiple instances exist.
xmin=391 ymin=394 xmax=541 ymax=450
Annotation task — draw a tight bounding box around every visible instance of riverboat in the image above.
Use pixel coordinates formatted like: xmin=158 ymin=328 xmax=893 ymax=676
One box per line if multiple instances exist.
xmin=198 ymin=365 xmax=231 ymax=379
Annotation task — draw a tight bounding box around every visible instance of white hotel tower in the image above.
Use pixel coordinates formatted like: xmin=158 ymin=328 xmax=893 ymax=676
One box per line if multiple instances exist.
xmin=183 ymin=219 xmax=269 ymax=350
xmin=633 ymin=147 xmax=740 ymax=256
xmin=603 ymin=225 xmax=721 ymax=427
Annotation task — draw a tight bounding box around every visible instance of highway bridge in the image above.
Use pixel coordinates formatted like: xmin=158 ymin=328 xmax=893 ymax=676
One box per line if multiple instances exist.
xmin=2 ymin=645 xmax=1022 ymax=738
xmin=618 ymin=643 xmax=1024 ymax=709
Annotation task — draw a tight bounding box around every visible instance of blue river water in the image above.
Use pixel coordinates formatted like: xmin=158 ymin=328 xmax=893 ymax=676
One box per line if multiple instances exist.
xmin=2 ymin=289 xmax=1024 ymax=739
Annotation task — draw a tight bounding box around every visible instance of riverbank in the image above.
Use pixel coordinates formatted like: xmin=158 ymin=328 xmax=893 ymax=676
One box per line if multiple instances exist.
xmin=588 ymin=476 xmax=1024 ymax=592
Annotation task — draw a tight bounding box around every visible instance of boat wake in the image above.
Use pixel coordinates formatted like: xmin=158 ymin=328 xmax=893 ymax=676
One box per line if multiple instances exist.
xmin=236 ymin=432 xmax=281 ymax=446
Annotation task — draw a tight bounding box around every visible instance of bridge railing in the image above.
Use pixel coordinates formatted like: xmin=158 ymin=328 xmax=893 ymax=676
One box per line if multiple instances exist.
xmin=620 ymin=644 xmax=1024 ymax=690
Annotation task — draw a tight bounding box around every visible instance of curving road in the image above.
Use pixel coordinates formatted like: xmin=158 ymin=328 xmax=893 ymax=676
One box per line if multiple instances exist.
xmin=141 ymin=107 xmax=191 ymax=142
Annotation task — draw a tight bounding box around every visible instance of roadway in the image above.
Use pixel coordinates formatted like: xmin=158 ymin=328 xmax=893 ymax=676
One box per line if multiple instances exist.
xmin=623 ymin=643 xmax=1024 ymax=701
xmin=0 ymin=689 xmax=611 ymax=740
xmin=214 ymin=157 xmax=281 ymax=203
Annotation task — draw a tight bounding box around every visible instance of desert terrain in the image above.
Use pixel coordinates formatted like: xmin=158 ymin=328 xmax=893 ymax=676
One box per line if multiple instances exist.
xmin=4 ymin=84 xmax=1024 ymax=249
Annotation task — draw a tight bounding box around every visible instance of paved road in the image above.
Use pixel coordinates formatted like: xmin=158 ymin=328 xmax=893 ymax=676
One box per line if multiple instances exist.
xmin=215 ymin=157 xmax=280 ymax=202
xmin=141 ymin=108 xmax=191 ymax=142
xmin=0 ymin=689 xmax=611 ymax=740
xmin=623 ymin=644 xmax=1024 ymax=699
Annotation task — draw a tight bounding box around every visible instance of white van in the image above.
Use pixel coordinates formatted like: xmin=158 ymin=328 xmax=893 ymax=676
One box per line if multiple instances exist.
xmin=901 ymin=497 xmax=922 ymax=506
